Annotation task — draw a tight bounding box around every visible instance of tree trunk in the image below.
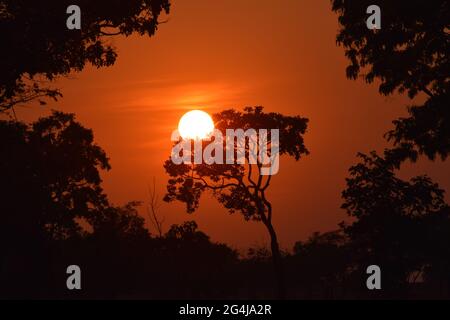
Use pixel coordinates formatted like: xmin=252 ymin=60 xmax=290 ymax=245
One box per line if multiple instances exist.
xmin=263 ymin=220 xmax=286 ymax=299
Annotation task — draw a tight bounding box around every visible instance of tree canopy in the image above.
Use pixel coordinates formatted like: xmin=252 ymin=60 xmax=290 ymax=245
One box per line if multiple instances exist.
xmin=164 ymin=106 xmax=309 ymax=298
xmin=0 ymin=111 xmax=110 ymax=240
xmin=0 ymin=0 xmax=170 ymax=112
xmin=341 ymin=151 xmax=450 ymax=290
xmin=331 ymin=0 xmax=449 ymax=161
xmin=164 ymin=106 xmax=309 ymax=218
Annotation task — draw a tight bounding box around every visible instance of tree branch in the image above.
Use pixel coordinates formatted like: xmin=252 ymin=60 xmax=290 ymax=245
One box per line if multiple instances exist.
xmin=421 ymin=86 xmax=434 ymax=98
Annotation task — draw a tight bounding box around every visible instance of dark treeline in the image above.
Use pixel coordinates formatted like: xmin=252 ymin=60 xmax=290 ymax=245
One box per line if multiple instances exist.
xmin=1 ymin=112 xmax=449 ymax=300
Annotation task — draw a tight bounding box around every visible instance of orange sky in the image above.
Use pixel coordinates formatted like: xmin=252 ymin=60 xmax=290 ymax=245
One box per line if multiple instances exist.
xmin=15 ymin=0 xmax=450 ymax=251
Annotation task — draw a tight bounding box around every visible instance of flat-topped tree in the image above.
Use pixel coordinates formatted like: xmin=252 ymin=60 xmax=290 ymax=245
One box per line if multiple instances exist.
xmin=164 ymin=106 xmax=309 ymax=298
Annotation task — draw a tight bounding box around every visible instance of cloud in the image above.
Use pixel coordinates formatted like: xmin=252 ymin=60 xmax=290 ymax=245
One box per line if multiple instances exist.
xmin=113 ymin=80 xmax=251 ymax=113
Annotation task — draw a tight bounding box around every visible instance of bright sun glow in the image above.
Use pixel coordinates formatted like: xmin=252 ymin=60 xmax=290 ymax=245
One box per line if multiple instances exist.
xmin=178 ymin=110 xmax=214 ymax=140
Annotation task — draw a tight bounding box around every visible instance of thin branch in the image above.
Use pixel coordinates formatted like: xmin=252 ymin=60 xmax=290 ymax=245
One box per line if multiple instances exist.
xmin=247 ymin=163 xmax=258 ymax=187
xmin=261 ymin=190 xmax=273 ymax=223
xmin=99 ymin=31 xmax=122 ymax=36
xmin=261 ymin=174 xmax=272 ymax=191
xmin=187 ymin=174 xmax=241 ymax=190
xmin=421 ymin=86 xmax=434 ymax=98
xmin=147 ymin=178 xmax=164 ymax=237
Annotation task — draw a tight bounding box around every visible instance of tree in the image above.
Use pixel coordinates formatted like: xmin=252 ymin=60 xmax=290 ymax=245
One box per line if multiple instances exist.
xmin=0 ymin=111 xmax=114 ymax=297
xmin=163 ymin=106 xmax=309 ymax=298
xmin=291 ymin=230 xmax=348 ymax=298
xmin=331 ymin=0 xmax=449 ymax=162
xmin=160 ymin=221 xmax=239 ymax=298
xmin=341 ymin=151 xmax=449 ymax=293
xmin=420 ymin=206 xmax=450 ymax=296
xmin=88 ymin=201 xmax=149 ymax=241
xmin=147 ymin=178 xmax=165 ymax=237
xmin=0 ymin=0 xmax=170 ymax=113
xmin=0 ymin=110 xmax=110 ymax=241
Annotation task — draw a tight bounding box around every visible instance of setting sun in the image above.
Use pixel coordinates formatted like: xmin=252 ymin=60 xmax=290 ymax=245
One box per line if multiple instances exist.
xmin=178 ymin=110 xmax=214 ymax=140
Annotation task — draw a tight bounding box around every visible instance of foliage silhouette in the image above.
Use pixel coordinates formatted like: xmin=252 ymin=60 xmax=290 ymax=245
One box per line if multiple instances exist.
xmin=0 ymin=111 xmax=111 ymax=297
xmin=164 ymin=106 xmax=309 ymax=298
xmin=341 ymin=151 xmax=450 ymax=295
xmin=331 ymin=0 xmax=449 ymax=162
xmin=0 ymin=110 xmax=110 ymax=241
xmin=0 ymin=0 xmax=170 ymax=112
xmin=2 ymin=0 xmax=450 ymax=300
xmin=1 ymin=112 xmax=450 ymax=298
xmin=0 ymin=112 xmax=240 ymax=299
xmin=289 ymin=231 xmax=349 ymax=299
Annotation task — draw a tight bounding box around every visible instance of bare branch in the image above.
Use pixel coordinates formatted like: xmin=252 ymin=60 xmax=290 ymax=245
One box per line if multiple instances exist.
xmin=261 ymin=174 xmax=272 ymax=191
xmin=147 ymin=178 xmax=164 ymax=237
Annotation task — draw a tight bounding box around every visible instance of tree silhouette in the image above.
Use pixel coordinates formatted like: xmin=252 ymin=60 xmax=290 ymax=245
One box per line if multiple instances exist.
xmin=2 ymin=110 xmax=450 ymax=298
xmin=331 ymin=0 xmax=449 ymax=162
xmin=88 ymin=201 xmax=149 ymax=241
xmin=290 ymin=230 xmax=348 ymax=298
xmin=420 ymin=207 xmax=450 ymax=296
xmin=0 ymin=0 xmax=170 ymax=113
xmin=0 ymin=111 xmax=115 ymax=297
xmin=160 ymin=221 xmax=239 ymax=298
xmin=332 ymin=0 xmax=450 ymax=298
xmin=0 ymin=110 xmax=110 ymax=241
xmin=341 ymin=151 xmax=450 ymax=293
xmin=163 ymin=106 xmax=309 ymax=298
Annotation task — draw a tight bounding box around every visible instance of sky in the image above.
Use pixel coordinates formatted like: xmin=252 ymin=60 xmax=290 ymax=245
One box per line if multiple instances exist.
xmin=15 ymin=0 xmax=450 ymax=251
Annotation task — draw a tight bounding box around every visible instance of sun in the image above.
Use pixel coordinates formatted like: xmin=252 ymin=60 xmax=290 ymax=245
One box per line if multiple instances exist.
xmin=178 ymin=110 xmax=214 ymax=140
